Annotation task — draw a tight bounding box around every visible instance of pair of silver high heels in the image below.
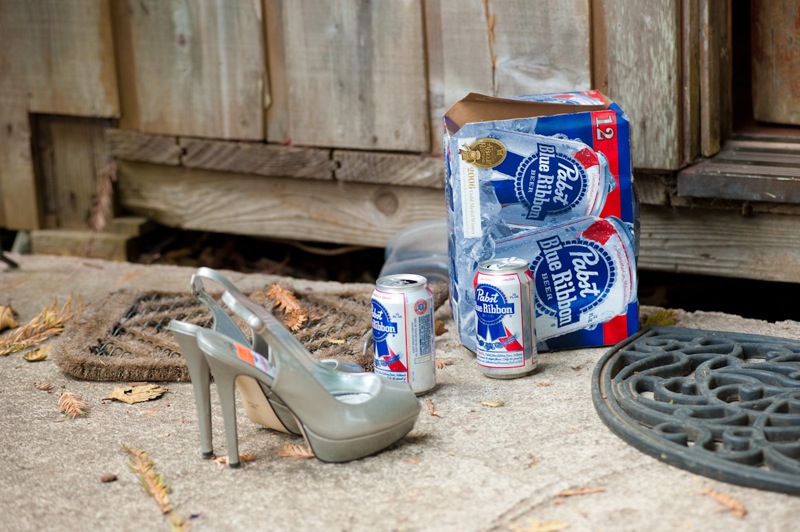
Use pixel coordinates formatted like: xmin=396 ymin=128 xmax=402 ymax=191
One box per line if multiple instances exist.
xmin=169 ymin=268 xmax=421 ymax=467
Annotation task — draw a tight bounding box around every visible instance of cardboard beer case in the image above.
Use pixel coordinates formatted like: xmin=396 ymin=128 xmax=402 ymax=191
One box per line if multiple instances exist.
xmin=443 ymin=90 xmax=639 ymax=352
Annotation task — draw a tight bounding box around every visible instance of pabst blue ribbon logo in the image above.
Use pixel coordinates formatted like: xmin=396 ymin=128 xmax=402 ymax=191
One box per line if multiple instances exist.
xmin=372 ymin=300 xmax=398 ymax=358
xmin=475 ymin=284 xmax=515 ymax=343
xmin=514 ymin=144 xmax=587 ymax=221
xmin=531 ymin=235 xmax=616 ymax=327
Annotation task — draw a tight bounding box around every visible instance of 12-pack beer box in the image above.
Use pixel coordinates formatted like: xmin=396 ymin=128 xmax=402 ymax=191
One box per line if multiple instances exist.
xmin=443 ymin=90 xmax=639 ymax=352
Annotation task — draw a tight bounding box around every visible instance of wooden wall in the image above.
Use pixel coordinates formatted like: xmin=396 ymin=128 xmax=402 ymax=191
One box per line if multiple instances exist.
xmin=1 ymin=0 xmax=748 ymax=280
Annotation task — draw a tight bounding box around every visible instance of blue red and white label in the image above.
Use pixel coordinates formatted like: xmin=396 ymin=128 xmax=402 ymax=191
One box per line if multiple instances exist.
xmin=474 ymin=277 xmax=526 ymax=368
xmin=490 ymin=143 xmax=591 ymax=222
xmin=371 ymin=299 xmax=407 ymax=380
xmin=531 ymin=235 xmax=616 ymax=328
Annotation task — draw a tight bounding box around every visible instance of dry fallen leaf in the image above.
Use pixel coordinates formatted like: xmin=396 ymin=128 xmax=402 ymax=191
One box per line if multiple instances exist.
xmin=123 ymin=445 xmax=173 ymax=514
xmin=699 ymin=487 xmax=747 ymax=518
xmin=23 ymin=344 xmax=52 ymax=362
xmin=480 ymin=400 xmax=505 ymax=408
xmin=435 ymin=358 xmax=454 ymax=370
xmin=211 ymin=452 xmax=256 ymax=465
xmin=0 ymin=296 xmax=82 ymax=356
xmin=556 ymin=486 xmax=605 ymax=497
xmin=425 ymin=398 xmax=440 ymax=417
xmin=509 ymin=519 xmax=570 ymax=532
xmin=266 ymin=284 xmax=308 ymax=331
xmin=278 ymin=444 xmax=315 ymax=459
xmin=535 ymin=381 xmax=553 ymax=387
xmin=103 ymin=384 xmax=167 ymax=405
xmin=327 ymin=338 xmax=346 ymax=345
xmin=0 ymin=304 xmax=18 ymax=332
xmin=59 ymin=391 xmax=90 ymax=419
xmin=435 ymin=320 xmax=448 ymax=336
xmin=34 ymin=381 xmax=54 ymax=393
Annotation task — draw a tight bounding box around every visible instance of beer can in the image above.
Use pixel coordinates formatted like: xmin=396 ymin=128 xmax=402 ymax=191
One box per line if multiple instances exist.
xmin=473 ymin=257 xmax=538 ymax=379
xmin=372 ymin=274 xmax=436 ymax=395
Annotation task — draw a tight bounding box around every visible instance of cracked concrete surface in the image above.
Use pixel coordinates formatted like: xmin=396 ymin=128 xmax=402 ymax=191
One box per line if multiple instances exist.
xmin=1 ymin=254 xmax=799 ymax=531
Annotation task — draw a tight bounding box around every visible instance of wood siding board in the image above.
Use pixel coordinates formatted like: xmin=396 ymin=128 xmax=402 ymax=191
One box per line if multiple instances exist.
xmin=699 ymin=0 xmax=730 ymax=157
xmin=279 ymin=0 xmax=429 ymax=151
xmin=0 ymin=86 xmax=39 ymax=230
xmin=682 ymin=0 xmax=700 ymax=166
xmin=334 ymin=150 xmax=444 ymax=188
xmin=0 ymin=0 xmax=119 ymax=118
xmin=427 ymin=0 xmax=592 ymax=154
xmin=106 ymin=129 xmax=182 ymax=165
xmin=264 ymin=0 xmax=290 ymax=143
xmin=600 ymin=0 xmax=682 ymax=170
xmin=751 ymin=0 xmax=800 ymax=125
xmin=639 ymin=205 xmax=800 ymax=283
xmin=116 ymin=162 xmax=446 ymax=247
xmin=180 ymin=138 xmax=335 ymax=179
xmin=112 ymin=0 xmax=266 ymax=139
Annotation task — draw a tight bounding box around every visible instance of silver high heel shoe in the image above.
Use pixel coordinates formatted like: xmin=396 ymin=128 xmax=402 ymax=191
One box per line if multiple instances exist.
xmin=196 ymin=289 xmax=421 ymax=466
xmin=169 ymin=268 xmax=362 ymax=458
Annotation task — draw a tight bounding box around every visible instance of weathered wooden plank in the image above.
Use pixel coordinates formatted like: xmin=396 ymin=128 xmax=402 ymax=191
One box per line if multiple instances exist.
xmin=682 ymin=0 xmax=700 ymax=166
xmin=0 ymin=84 xmax=39 ymax=230
xmin=116 ymin=162 xmax=446 ymax=247
xmin=273 ymin=0 xmax=429 ymax=151
xmin=334 ymin=151 xmax=444 ymax=188
xmin=595 ymin=0 xmax=682 ymax=170
xmin=106 ymin=129 xmax=181 ymax=165
xmin=699 ymin=0 xmax=730 ymax=157
xmin=30 ymin=229 xmax=132 ymax=262
xmin=111 ymin=0 xmax=266 ymax=139
xmin=426 ymin=0 xmax=591 ymax=153
xmin=678 ymin=156 xmax=800 ymax=203
xmin=0 ymin=0 xmax=118 ymax=117
xmin=263 ymin=0 xmax=290 ymax=144
xmin=33 ymin=118 xmax=113 ymax=230
xmin=639 ymin=204 xmax=800 ymax=283
xmin=180 ymin=138 xmax=335 ymax=180
xmin=751 ymin=0 xmax=800 ymax=125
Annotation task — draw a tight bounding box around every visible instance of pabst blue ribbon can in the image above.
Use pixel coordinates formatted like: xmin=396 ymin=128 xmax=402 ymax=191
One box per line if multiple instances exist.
xmin=473 ymin=258 xmax=538 ymax=379
xmin=372 ymin=274 xmax=436 ymax=395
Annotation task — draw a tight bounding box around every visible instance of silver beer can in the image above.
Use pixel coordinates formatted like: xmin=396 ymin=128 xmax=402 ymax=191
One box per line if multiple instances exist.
xmin=473 ymin=257 xmax=538 ymax=379
xmin=372 ymin=274 xmax=436 ymax=395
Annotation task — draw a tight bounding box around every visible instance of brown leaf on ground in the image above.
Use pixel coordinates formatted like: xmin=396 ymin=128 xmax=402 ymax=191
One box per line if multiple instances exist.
xmin=59 ymin=391 xmax=90 ymax=419
xmin=0 ymin=304 xmax=18 ymax=332
xmin=211 ymin=452 xmax=256 ymax=465
xmin=103 ymin=384 xmax=167 ymax=405
xmin=266 ymin=284 xmax=309 ymax=331
xmin=425 ymin=398 xmax=440 ymax=417
xmin=0 ymin=296 xmax=82 ymax=356
xmin=556 ymin=486 xmax=605 ymax=497
xmin=278 ymin=444 xmax=315 ymax=459
xmin=35 ymin=381 xmax=54 ymax=392
xmin=23 ymin=344 xmax=52 ymax=362
xmin=123 ymin=445 xmax=173 ymax=514
xmin=698 ymin=487 xmax=747 ymax=518
xmin=435 ymin=358 xmax=453 ymax=370
xmin=509 ymin=519 xmax=570 ymax=532
xmin=435 ymin=320 xmax=448 ymax=336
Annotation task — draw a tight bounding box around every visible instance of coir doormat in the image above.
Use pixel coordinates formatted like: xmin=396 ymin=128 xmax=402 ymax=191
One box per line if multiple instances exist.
xmin=53 ymin=282 xmax=448 ymax=382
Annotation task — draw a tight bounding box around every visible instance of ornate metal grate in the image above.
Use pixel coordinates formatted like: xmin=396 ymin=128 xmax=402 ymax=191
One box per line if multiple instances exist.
xmin=593 ymin=326 xmax=800 ymax=495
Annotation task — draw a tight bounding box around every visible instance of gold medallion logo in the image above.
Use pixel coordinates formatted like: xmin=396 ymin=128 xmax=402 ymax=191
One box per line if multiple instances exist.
xmin=458 ymin=138 xmax=506 ymax=168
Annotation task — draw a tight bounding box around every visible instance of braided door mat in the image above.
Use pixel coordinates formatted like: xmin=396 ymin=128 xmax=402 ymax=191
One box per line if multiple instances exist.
xmin=52 ymin=281 xmax=448 ymax=382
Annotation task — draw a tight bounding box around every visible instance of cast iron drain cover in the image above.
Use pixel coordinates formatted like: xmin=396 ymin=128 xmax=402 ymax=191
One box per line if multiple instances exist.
xmin=592 ymin=326 xmax=800 ymax=495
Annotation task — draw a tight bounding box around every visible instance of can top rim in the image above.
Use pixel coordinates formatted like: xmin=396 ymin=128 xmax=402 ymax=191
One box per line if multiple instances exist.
xmin=478 ymin=257 xmax=529 ymax=272
xmin=375 ymin=273 xmax=428 ymax=290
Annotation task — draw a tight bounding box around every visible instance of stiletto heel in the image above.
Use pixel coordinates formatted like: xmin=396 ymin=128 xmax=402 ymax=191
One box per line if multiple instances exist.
xmin=196 ymin=290 xmax=421 ymax=465
xmin=204 ymin=354 xmax=243 ymax=468
xmin=170 ymin=321 xmax=215 ymax=458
